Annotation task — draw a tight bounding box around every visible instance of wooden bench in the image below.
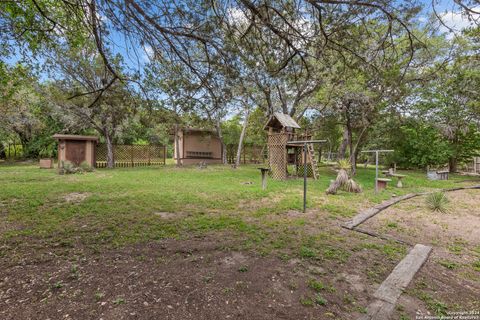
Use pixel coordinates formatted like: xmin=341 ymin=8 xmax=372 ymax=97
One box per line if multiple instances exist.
xmin=437 ymin=170 xmax=449 ymax=180
xmin=186 ymin=151 xmax=213 ymax=159
xmin=376 ymin=178 xmax=392 ymax=191
xmin=427 ymin=170 xmax=449 ymax=180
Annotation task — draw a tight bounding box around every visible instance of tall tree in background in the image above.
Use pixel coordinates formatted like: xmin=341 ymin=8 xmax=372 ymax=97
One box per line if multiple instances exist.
xmin=414 ymin=27 xmax=480 ymax=172
xmin=47 ymin=45 xmax=137 ymax=168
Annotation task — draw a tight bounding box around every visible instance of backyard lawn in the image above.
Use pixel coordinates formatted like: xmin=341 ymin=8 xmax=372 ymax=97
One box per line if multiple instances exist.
xmin=1 ymin=163 xmax=479 ymax=319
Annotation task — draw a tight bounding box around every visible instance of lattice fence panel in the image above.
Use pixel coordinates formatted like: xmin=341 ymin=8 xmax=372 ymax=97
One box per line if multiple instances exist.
xmin=295 ymin=149 xmax=315 ymax=178
xmin=226 ymin=144 xmax=266 ymax=164
xmin=267 ymin=133 xmax=289 ymax=180
xmin=96 ymin=144 xmax=166 ymax=168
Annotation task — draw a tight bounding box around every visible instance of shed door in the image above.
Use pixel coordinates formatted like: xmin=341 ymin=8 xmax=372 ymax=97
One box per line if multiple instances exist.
xmin=66 ymin=141 xmax=86 ymax=166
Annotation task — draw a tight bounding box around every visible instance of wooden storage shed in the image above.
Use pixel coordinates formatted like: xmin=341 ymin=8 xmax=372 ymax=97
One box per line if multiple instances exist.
xmin=53 ymin=134 xmax=98 ymax=167
xmin=173 ymin=128 xmax=223 ymax=165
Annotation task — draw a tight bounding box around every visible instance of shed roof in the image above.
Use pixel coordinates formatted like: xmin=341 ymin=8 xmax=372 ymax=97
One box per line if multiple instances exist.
xmin=183 ymin=128 xmax=217 ymax=134
xmin=169 ymin=128 xmax=217 ymax=135
xmin=53 ymin=134 xmax=99 ymax=141
xmin=264 ymin=112 xmax=301 ymax=130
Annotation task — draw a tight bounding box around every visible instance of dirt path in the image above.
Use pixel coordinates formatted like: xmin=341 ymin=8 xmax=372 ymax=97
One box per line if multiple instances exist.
xmin=363 ymin=189 xmax=480 ymax=318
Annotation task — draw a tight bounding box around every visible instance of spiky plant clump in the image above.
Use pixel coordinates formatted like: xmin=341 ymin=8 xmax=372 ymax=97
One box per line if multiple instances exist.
xmin=344 ymin=178 xmax=362 ymax=193
xmin=337 ymin=159 xmax=351 ymax=171
xmin=326 ymin=160 xmax=362 ymax=195
xmin=426 ymin=192 xmax=449 ymax=213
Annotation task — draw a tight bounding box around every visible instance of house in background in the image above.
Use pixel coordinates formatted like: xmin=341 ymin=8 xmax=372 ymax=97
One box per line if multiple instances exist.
xmin=173 ymin=128 xmax=223 ymax=165
xmin=53 ymin=134 xmax=98 ymax=167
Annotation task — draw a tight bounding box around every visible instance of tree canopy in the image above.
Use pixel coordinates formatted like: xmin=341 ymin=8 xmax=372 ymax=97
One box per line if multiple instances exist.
xmin=0 ymin=0 xmax=479 ymax=171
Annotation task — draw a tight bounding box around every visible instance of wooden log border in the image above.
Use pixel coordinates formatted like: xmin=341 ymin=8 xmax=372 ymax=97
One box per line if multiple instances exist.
xmin=343 ymin=184 xmax=480 ymax=230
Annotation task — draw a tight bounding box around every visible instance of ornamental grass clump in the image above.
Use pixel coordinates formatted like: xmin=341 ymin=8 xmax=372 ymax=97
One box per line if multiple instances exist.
xmin=426 ymin=192 xmax=449 ymax=213
xmin=326 ymin=160 xmax=362 ymax=195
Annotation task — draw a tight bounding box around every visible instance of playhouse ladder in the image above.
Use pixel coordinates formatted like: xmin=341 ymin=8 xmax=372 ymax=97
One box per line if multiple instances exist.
xmin=307 ymin=143 xmax=319 ymax=180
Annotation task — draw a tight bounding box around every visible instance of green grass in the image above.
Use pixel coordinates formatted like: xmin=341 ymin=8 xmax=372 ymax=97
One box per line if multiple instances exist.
xmin=314 ymin=293 xmax=327 ymax=306
xmin=438 ymin=260 xmax=459 ymax=270
xmin=472 ymin=260 xmax=480 ymax=272
xmin=0 ymin=163 xmax=464 ymax=260
xmin=2 ymin=162 xmax=476 ymax=316
xmin=307 ymin=279 xmax=325 ymax=291
xmin=300 ymin=296 xmax=314 ymax=307
xmin=414 ymin=291 xmax=449 ymax=316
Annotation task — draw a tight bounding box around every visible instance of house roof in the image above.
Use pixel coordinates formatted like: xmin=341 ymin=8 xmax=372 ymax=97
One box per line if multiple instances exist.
xmin=264 ymin=112 xmax=301 ymax=130
xmin=53 ymin=134 xmax=99 ymax=141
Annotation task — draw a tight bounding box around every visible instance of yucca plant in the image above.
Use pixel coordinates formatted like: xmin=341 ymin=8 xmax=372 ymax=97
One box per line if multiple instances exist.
xmin=426 ymin=192 xmax=449 ymax=213
xmin=326 ymin=160 xmax=362 ymax=195
xmin=337 ymin=159 xmax=351 ymax=171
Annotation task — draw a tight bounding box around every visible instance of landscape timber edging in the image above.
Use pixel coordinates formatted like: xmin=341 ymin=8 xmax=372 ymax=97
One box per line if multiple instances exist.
xmin=343 ymin=185 xmax=480 ymax=230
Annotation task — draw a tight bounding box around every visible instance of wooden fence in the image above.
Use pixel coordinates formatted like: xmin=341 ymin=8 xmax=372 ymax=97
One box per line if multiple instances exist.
xmin=465 ymin=157 xmax=480 ymax=174
xmin=96 ymin=144 xmax=166 ymax=168
xmin=226 ymin=144 xmax=265 ymax=165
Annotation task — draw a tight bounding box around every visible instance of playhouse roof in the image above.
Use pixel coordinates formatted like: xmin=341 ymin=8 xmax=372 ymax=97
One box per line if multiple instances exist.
xmin=53 ymin=134 xmax=98 ymax=141
xmin=264 ymin=112 xmax=301 ymax=130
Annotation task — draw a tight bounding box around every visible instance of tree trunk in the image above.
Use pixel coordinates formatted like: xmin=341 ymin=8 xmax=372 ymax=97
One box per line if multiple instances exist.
xmin=449 ymin=157 xmax=458 ymax=173
xmin=348 ymin=128 xmax=356 ymax=176
xmin=215 ymin=119 xmax=227 ymax=164
xmin=338 ymin=128 xmax=349 ymax=160
xmin=235 ymin=108 xmax=250 ymax=168
xmin=174 ymin=123 xmax=181 ymax=166
xmin=104 ymin=130 xmax=115 ymax=169
xmin=350 ymin=126 xmax=368 ymax=176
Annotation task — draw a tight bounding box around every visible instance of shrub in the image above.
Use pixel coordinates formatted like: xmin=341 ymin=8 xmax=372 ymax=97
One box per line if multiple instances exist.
xmin=426 ymin=192 xmax=449 ymax=213
xmin=59 ymin=161 xmax=77 ymax=175
xmin=79 ymin=161 xmax=94 ymax=172
xmin=58 ymin=161 xmax=94 ymax=175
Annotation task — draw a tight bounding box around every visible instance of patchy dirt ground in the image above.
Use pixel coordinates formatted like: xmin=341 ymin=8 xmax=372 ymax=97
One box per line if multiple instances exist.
xmin=63 ymin=192 xmax=91 ymax=203
xmin=0 ymin=228 xmax=407 ymax=320
xmin=363 ymin=189 xmax=480 ymax=318
xmin=2 ymin=164 xmax=478 ymax=320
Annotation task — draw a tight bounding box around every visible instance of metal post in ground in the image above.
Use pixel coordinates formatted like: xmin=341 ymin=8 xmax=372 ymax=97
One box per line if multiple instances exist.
xmin=287 ymin=140 xmax=327 ymax=213
xmin=361 ymin=149 xmax=394 ymax=194
xmin=303 ymin=142 xmax=307 ymax=213
xmin=375 ymin=151 xmax=379 ymax=194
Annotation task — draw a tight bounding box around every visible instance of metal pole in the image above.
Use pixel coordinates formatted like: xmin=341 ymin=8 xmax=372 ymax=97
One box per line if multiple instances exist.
xmin=261 ymin=171 xmax=267 ymax=190
xmin=303 ymin=142 xmax=307 ymax=213
xmin=375 ymin=151 xmax=379 ymax=194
